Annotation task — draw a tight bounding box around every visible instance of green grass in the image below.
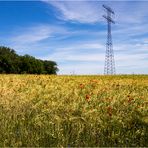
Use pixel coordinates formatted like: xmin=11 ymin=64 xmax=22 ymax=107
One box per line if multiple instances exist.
xmin=0 ymin=74 xmax=148 ymax=146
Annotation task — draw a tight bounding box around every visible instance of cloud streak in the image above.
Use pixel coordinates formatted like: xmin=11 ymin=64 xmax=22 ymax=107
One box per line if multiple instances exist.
xmin=43 ymin=1 xmax=102 ymax=23
xmin=10 ymin=24 xmax=71 ymax=44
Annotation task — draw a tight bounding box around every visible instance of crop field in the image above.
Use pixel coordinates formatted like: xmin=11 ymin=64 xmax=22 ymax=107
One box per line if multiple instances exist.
xmin=0 ymin=74 xmax=148 ymax=147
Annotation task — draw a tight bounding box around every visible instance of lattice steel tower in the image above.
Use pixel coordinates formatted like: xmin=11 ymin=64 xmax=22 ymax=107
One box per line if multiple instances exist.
xmin=103 ymin=4 xmax=116 ymax=75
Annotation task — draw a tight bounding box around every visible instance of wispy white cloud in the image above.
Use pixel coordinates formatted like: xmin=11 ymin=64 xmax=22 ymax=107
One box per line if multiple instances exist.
xmin=43 ymin=1 xmax=102 ymax=23
xmin=11 ymin=26 xmax=52 ymax=44
xmin=43 ymin=1 xmax=148 ymax=25
xmin=10 ymin=24 xmax=70 ymax=44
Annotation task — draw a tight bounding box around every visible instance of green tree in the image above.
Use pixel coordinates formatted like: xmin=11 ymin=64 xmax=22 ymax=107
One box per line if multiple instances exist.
xmin=43 ymin=60 xmax=58 ymax=74
xmin=0 ymin=46 xmax=58 ymax=74
xmin=0 ymin=46 xmax=20 ymax=73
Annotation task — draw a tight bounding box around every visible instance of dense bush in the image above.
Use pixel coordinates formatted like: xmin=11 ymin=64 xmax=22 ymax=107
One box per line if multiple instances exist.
xmin=0 ymin=46 xmax=58 ymax=74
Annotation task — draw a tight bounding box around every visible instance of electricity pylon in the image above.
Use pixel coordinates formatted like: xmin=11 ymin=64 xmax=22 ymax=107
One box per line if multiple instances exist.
xmin=103 ymin=4 xmax=116 ymax=75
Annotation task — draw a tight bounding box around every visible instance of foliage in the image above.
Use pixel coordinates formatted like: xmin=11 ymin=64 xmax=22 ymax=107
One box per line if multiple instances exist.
xmin=0 ymin=75 xmax=148 ymax=147
xmin=0 ymin=46 xmax=58 ymax=74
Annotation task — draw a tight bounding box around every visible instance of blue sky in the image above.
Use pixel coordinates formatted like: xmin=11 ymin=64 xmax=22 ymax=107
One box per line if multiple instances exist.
xmin=0 ymin=1 xmax=148 ymax=74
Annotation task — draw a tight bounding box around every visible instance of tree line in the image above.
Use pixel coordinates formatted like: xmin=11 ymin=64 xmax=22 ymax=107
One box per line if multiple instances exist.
xmin=0 ymin=46 xmax=58 ymax=74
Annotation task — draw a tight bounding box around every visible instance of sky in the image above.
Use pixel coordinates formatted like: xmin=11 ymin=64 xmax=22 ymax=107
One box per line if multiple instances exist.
xmin=0 ymin=0 xmax=148 ymax=75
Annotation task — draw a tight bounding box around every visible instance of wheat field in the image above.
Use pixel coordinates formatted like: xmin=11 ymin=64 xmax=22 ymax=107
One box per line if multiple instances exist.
xmin=0 ymin=74 xmax=148 ymax=147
